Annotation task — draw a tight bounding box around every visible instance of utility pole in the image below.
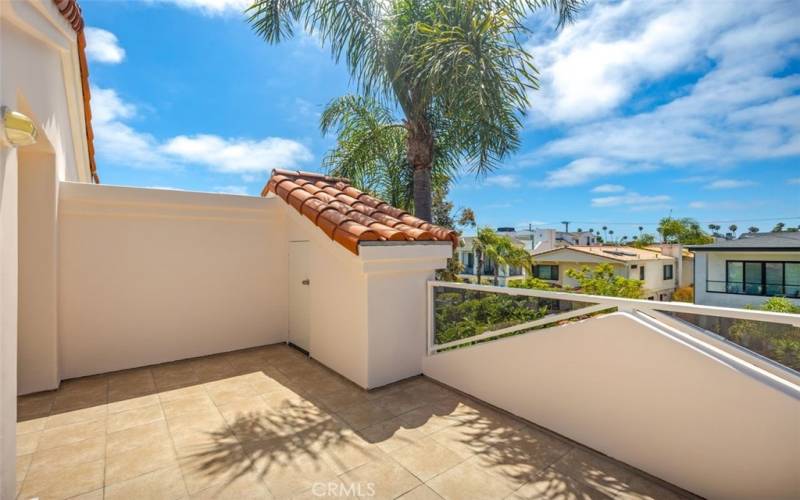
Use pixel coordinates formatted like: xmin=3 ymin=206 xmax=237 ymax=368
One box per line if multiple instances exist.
xmin=561 ymin=220 xmax=570 ymax=233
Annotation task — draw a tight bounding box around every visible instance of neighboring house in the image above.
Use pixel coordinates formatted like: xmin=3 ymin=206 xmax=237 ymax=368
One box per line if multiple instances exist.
xmin=487 ymin=227 xmax=598 ymax=252
xmin=531 ymin=246 xmax=678 ymax=301
xmin=688 ymin=233 xmax=800 ymax=308
xmin=644 ymin=244 xmax=695 ymax=288
xmin=458 ymin=235 xmax=528 ymax=285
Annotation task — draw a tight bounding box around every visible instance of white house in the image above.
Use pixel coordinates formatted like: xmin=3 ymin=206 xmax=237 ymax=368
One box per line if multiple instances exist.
xmin=457 ymin=234 xmax=528 ymax=285
xmin=531 ymin=246 xmax=679 ymax=301
xmin=689 ymin=233 xmax=800 ymax=308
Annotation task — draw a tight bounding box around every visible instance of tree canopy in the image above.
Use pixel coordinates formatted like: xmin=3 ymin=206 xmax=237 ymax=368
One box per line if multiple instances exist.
xmin=658 ymin=217 xmax=714 ymax=245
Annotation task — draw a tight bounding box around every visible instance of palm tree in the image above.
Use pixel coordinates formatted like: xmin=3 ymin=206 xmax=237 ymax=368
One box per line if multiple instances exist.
xmin=638 ymin=226 xmax=643 ymax=236
xmin=248 ymin=0 xmax=583 ymax=221
xmin=608 ymin=229 xmax=615 ymax=244
xmin=748 ymin=226 xmax=759 ymax=234
xmin=602 ymin=226 xmax=608 ymax=242
xmin=729 ymin=224 xmax=738 ymax=238
xmin=773 ymin=222 xmax=786 ymax=232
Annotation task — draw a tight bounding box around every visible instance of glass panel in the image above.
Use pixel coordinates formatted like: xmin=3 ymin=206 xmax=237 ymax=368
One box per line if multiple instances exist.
xmin=766 ymin=284 xmax=784 ymax=296
xmin=707 ymin=280 xmax=726 ymax=292
xmin=766 ymin=262 xmax=783 ymax=285
xmin=786 ymin=263 xmax=800 ymax=285
xmin=726 ymin=282 xmax=744 ymax=294
xmin=433 ymin=287 xmax=598 ymax=348
xmin=660 ymin=311 xmax=800 ymax=373
xmin=745 ymin=262 xmax=763 ymax=295
xmin=727 ymin=261 xmax=743 ymax=282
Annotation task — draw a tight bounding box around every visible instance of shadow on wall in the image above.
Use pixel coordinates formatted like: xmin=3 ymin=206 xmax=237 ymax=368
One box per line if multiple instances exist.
xmin=17 ymin=344 xmax=693 ymax=498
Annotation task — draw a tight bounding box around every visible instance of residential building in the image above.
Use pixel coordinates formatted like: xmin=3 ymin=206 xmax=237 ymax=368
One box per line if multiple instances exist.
xmin=689 ymin=233 xmax=800 ymax=308
xmin=531 ymin=246 xmax=678 ymax=300
xmin=457 ymin=234 xmax=528 ymax=285
xmin=644 ymin=244 xmax=694 ymax=288
xmin=525 ymin=227 xmax=598 ymax=252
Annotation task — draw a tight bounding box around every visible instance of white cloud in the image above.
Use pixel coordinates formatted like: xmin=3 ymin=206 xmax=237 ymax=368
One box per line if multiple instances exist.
xmin=530 ymin=0 xmax=800 ymax=178
xmin=788 ymin=178 xmax=800 ymax=185
xmin=484 ymin=174 xmax=519 ymax=188
xmin=541 ymin=157 xmax=653 ymax=188
xmin=591 ymin=184 xmax=625 ymax=193
xmin=90 ymin=85 xmax=313 ymax=172
xmin=84 ymin=27 xmax=125 ymax=64
xmin=706 ymin=179 xmax=757 ymax=190
xmin=591 ymin=192 xmax=671 ymax=209
xmin=146 ymin=0 xmax=251 ymax=16
xmin=163 ymin=135 xmax=312 ymax=173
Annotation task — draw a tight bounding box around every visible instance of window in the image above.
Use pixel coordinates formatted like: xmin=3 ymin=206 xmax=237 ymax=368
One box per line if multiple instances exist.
xmin=663 ymin=264 xmax=674 ymax=280
xmin=639 ymin=266 xmax=645 ymax=280
xmin=466 ymin=253 xmax=474 ymax=269
xmin=722 ymin=261 xmax=800 ymax=297
xmin=533 ymin=264 xmax=559 ymax=280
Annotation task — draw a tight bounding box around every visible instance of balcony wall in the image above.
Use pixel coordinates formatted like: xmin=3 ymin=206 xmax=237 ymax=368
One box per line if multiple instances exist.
xmin=423 ymin=312 xmax=800 ymax=499
xmin=56 ymin=183 xmax=289 ymax=380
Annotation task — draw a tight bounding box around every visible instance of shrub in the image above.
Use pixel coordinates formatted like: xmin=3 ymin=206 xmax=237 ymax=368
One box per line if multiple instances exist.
xmin=672 ymin=286 xmax=693 ymax=303
xmin=728 ymin=297 xmax=800 ymax=371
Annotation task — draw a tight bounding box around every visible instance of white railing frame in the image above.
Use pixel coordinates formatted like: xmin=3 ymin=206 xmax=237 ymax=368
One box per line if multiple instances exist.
xmin=427 ymin=281 xmax=800 ymax=355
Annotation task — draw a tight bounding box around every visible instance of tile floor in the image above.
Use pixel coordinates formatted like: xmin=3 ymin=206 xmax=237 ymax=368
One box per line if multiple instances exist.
xmin=16 ymin=344 xmax=694 ymax=499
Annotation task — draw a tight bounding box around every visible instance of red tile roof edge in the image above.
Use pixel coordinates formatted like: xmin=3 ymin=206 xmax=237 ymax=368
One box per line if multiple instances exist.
xmin=262 ymin=169 xmax=459 ymax=255
xmin=53 ymin=0 xmax=99 ymax=183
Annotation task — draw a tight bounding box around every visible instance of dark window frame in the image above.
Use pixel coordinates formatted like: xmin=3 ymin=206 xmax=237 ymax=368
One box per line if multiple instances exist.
xmin=639 ymin=266 xmax=645 ymax=280
xmin=663 ymin=264 xmax=674 ymax=280
xmin=533 ymin=264 xmax=559 ymax=281
xmin=709 ymin=260 xmax=800 ymax=297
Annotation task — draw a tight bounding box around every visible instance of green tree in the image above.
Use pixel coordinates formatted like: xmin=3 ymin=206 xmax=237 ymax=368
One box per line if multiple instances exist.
xmin=472 ymin=227 xmax=530 ymax=285
xmin=728 ymin=224 xmax=738 ymax=237
xmin=748 ymin=226 xmax=759 ymax=234
xmin=630 ymin=233 xmax=656 ymax=248
xmin=773 ymin=222 xmax=786 ymax=232
xmin=729 ymin=297 xmax=800 ymax=371
xmin=565 ymin=263 xmax=644 ymax=298
xmin=658 ymin=217 xmax=713 ymax=244
xmin=248 ymin=0 xmax=583 ymax=221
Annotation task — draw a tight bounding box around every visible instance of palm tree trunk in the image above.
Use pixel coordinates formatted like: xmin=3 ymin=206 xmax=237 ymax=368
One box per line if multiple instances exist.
xmin=476 ymin=250 xmax=483 ymax=284
xmin=407 ymin=118 xmax=434 ymax=221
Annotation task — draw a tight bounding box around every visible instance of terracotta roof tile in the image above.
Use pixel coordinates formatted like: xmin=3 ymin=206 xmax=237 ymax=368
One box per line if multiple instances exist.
xmin=53 ymin=0 xmax=99 ymax=183
xmin=262 ymin=169 xmax=458 ymax=255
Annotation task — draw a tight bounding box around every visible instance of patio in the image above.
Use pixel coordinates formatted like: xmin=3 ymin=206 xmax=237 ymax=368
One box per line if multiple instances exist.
xmin=16 ymin=343 xmax=690 ymax=500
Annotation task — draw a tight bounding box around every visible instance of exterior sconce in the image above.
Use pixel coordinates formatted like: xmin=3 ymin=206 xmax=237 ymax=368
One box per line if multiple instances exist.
xmin=1 ymin=106 xmax=38 ymax=147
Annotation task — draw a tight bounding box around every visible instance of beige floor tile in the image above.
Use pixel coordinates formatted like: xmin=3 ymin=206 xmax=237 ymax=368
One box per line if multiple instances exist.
xmin=105 ymin=440 xmax=179 ymax=485
xmin=340 ymin=456 xmax=420 ymax=500
xmin=426 ymin=460 xmax=514 ymax=500
xmin=18 ymin=392 xmax=56 ymax=420
xmin=398 ymin=484 xmax=444 ymax=500
xmin=337 ymin=400 xmax=396 ymax=431
xmin=28 ymin=436 xmax=105 ymax=475
xmin=51 ymin=387 xmax=108 ymax=413
xmin=314 ymin=386 xmax=378 ymax=413
xmin=237 ymin=440 xmax=339 ymax=499
xmin=377 ymin=388 xmax=428 ymax=417
xmin=44 ymin=405 xmax=107 ymax=430
xmin=107 ymin=393 xmax=160 ymax=414
xmin=169 ymin=418 xmax=237 ymax=458
xmin=359 ymin=417 xmax=427 ymax=453
xmin=107 ymin=403 xmax=164 ymax=433
xmin=108 ymin=368 xmax=157 ymax=401
xmin=16 ymin=453 xmax=32 ymax=484
xmin=397 ymin=404 xmax=458 ymax=437
xmin=105 ymin=465 xmax=189 ymax=500
xmin=17 ymin=417 xmax=46 ymax=435
xmin=158 ymin=383 xmax=207 ymax=402
xmin=19 ymin=458 xmax=104 ymax=500
xmin=152 ymin=362 xmax=201 ymax=390
xmin=178 ymin=444 xmax=253 ymax=495
xmin=468 ymin=427 xmax=573 ymax=490
xmin=38 ymin=419 xmax=105 ymax=451
xmin=190 ymin=473 xmax=272 ymax=499
xmin=205 ymin=377 xmax=260 ymax=406
xmin=70 ymin=488 xmax=105 ymax=500
xmin=390 ymin=438 xmax=464 ymax=482
xmin=308 ymin=427 xmax=385 ymax=475
xmin=428 ymin=424 xmax=486 ymax=460
xmin=107 ymin=419 xmax=172 ymax=456
xmin=260 ymin=386 xmax=308 ymax=410
xmin=162 ymin=392 xmax=217 ymax=420
xmin=16 ymin=431 xmax=41 ymax=456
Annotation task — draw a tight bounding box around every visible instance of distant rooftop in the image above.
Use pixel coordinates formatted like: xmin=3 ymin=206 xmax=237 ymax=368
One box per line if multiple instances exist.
xmin=688 ymin=232 xmax=800 ymax=251
xmin=532 ymin=245 xmax=669 ymax=262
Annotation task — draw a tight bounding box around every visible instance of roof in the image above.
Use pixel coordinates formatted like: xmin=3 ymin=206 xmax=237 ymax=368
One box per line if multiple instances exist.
xmin=53 ymin=0 xmax=99 ymax=183
xmin=532 ymin=245 xmax=671 ymax=262
xmin=263 ymin=170 xmax=458 ymax=255
xmin=687 ymin=232 xmax=800 ymax=251
xmin=644 ymin=245 xmax=694 ymax=259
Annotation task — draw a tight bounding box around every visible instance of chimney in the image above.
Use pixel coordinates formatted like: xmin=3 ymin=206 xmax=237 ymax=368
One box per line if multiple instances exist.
xmin=660 ymin=243 xmax=683 ymax=287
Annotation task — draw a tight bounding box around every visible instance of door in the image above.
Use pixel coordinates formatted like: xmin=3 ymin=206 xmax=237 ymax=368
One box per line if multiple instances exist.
xmin=288 ymin=241 xmax=311 ymax=352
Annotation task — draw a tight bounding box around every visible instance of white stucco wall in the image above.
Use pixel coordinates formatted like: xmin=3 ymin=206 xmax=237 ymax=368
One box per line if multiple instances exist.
xmin=284 ymin=204 xmax=450 ymax=389
xmin=695 ymin=251 xmax=800 ymax=308
xmin=423 ymin=312 xmax=800 ymax=499
xmin=57 ymin=183 xmax=289 ymax=378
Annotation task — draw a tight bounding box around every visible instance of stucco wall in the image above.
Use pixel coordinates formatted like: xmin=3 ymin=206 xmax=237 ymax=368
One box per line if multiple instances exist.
xmin=57 ymin=183 xmax=289 ymax=378
xmin=286 ymin=206 xmax=370 ymax=387
xmin=423 ymin=312 xmax=800 ymax=499
xmin=695 ymin=251 xmax=800 ymax=308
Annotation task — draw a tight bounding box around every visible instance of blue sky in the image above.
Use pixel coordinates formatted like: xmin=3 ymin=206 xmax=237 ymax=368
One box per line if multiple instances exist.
xmin=82 ymin=0 xmax=800 ymax=238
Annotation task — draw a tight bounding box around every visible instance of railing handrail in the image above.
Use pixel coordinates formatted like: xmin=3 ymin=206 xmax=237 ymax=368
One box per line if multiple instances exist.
xmin=428 ymin=280 xmax=800 ymax=327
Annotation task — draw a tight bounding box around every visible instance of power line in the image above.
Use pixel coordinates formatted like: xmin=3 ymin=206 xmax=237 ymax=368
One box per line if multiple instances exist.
xmin=515 ymin=216 xmax=800 ymax=229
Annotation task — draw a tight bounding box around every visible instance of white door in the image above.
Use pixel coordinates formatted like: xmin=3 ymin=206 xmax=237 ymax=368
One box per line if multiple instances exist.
xmin=288 ymin=241 xmax=311 ymax=351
